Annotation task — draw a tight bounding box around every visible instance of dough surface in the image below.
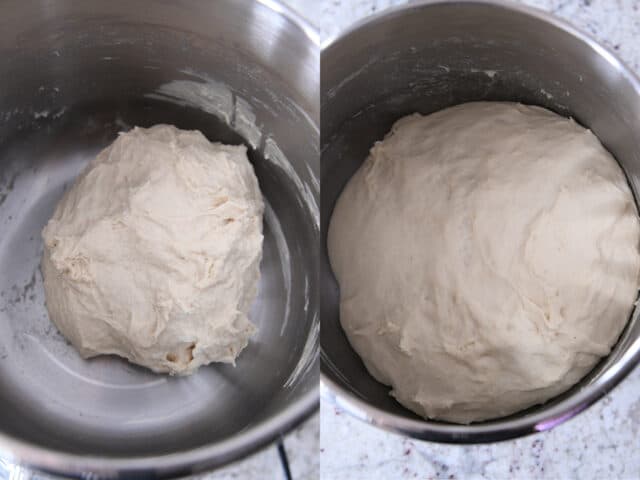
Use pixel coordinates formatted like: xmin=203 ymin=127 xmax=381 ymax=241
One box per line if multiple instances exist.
xmin=328 ymin=102 xmax=640 ymax=423
xmin=42 ymin=124 xmax=263 ymax=375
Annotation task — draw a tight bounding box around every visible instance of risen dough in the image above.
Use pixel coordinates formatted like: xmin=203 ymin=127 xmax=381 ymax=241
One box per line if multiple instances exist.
xmin=42 ymin=124 xmax=263 ymax=375
xmin=328 ymin=102 xmax=640 ymax=423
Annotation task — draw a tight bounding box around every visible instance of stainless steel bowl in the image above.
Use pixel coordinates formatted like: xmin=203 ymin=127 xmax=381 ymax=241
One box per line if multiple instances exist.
xmin=321 ymin=0 xmax=640 ymax=443
xmin=0 ymin=0 xmax=319 ymax=477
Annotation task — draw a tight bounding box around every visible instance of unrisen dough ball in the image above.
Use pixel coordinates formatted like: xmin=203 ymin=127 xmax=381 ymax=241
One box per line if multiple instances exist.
xmin=42 ymin=125 xmax=263 ymax=375
xmin=328 ymin=102 xmax=640 ymax=423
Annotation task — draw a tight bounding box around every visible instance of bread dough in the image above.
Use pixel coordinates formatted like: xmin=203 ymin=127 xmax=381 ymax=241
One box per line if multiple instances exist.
xmin=42 ymin=125 xmax=263 ymax=375
xmin=328 ymin=102 xmax=640 ymax=423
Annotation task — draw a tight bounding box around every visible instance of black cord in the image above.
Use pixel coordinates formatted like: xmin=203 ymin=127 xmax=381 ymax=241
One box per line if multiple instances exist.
xmin=277 ymin=437 xmax=292 ymax=480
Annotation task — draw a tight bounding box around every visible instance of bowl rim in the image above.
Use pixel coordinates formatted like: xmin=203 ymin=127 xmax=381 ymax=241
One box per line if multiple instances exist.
xmin=0 ymin=0 xmax=320 ymax=477
xmin=320 ymin=0 xmax=640 ymax=443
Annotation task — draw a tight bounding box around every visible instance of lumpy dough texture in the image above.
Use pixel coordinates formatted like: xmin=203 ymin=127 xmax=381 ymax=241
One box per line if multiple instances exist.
xmin=42 ymin=125 xmax=264 ymax=375
xmin=328 ymin=102 xmax=640 ymax=423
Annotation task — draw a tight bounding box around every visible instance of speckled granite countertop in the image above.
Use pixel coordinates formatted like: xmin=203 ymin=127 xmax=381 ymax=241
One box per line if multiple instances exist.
xmin=321 ymin=369 xmax=640 ymax=479
xmin=316 ymin=1 xmax=640 ymax=480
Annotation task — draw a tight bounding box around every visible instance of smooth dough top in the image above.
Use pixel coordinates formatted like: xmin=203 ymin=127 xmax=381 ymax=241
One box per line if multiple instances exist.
xmin=328 ymin=102 xmax=640 ymax=423
xmin=42 ymin=124 xmax=264 ymax=375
